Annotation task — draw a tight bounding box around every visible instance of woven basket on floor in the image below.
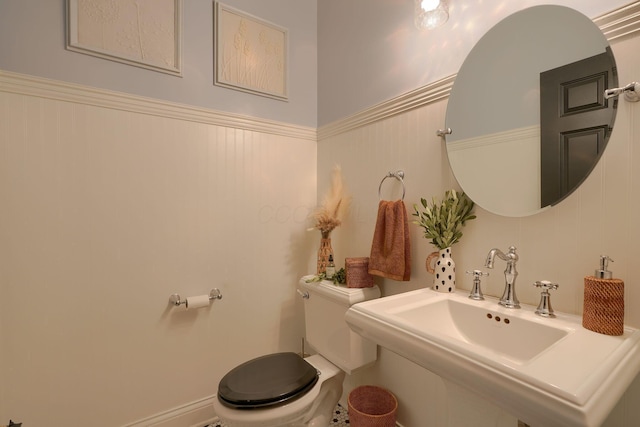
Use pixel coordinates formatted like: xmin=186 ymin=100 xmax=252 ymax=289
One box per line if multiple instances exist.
xmin=582 ymin=276 xmax=624 ymax=336
xmin=348 ymin=385 xmax=397 ymax=427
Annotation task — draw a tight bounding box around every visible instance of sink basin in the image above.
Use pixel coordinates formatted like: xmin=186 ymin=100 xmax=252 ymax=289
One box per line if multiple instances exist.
xmin=391 ymin=297 xmax=569 ymax=364
xmin=345 ymin=289 xmax=640 ymax=427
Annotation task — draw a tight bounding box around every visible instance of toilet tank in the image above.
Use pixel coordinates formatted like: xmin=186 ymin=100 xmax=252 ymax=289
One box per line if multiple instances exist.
xmin=300 ymin=277 xmax=380 ymax=374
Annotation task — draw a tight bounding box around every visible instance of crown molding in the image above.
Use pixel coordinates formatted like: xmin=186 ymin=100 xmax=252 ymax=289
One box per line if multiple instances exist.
xmin=595 ymin=0 xmax=640 ymax=40
xmin=0 ymin=70 xmax=317 ymax=142
xmin=318 ymin=1 xmax=640 ymax=140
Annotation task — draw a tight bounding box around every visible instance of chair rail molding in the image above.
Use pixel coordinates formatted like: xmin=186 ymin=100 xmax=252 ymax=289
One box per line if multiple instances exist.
xmin=0 ymin=70 xmax=316 ymax=142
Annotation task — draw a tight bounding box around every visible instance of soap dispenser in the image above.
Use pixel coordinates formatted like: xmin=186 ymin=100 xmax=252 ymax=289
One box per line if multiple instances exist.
xmin=582 ymin=255 xmax=624 ymax=336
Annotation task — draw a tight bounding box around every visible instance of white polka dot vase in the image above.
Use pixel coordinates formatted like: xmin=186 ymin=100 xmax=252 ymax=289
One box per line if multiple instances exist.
xmin=426 ymin=247 xmax=456 ymax=292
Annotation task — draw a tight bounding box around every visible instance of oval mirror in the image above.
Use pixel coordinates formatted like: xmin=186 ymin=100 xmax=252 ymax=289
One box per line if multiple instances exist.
xmin=445 ymin=5 xmax=618 ymax=217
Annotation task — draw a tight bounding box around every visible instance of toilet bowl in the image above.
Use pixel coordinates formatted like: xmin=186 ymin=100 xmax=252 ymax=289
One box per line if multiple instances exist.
xmin=213 ymin=354 xmax=345 ymax=427
xmin=212 ymin=278 xmax=380 ymax=427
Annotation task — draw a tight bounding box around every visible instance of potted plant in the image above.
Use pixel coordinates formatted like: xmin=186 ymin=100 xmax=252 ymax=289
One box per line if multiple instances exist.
xmin=412 ymin=189 xmax=476 ymax=292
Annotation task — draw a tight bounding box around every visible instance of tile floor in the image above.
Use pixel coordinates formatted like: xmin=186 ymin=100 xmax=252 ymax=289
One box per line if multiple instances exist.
xmin=206 ymin=403 xmax=350 ymax=426
xmin=330 ymin=404 xmax=350 ymax=425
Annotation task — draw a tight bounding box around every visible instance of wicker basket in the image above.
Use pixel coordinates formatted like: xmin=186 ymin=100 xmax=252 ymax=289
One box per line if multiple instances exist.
xmin=582 ymin=276 xmax=624 ymax=336
xmin=348 ymin=385 xmax=397 ymax=427
xmin=346 ymin=257 xmax=374 ymax=288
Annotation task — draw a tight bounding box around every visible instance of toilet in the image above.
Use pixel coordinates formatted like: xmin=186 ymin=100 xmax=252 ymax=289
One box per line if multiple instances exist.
xmin=212 ymin=277 xmax=381 ymax=427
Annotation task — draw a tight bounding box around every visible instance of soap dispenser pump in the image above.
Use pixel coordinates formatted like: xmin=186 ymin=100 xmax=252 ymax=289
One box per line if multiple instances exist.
xmin=583 ymin=255 xmax=624 ymax=336
xmin=595 ymin=255 xmax=613 ymax=279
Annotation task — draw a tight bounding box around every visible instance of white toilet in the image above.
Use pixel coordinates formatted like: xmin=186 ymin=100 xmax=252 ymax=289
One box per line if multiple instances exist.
xmin=212 ymin=277 xmax=380 ymax=427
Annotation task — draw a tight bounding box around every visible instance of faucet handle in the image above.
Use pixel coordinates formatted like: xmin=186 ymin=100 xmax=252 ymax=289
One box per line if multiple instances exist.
xmin=533 ymin=280 xmax=559 ymax=292
xmin=466 ymin=270 xmax=489 ymax=300
xmin=466 ymin=269 xmax=489 ymax=278
xmin=533 ymin=280 xmax=559 ymax=317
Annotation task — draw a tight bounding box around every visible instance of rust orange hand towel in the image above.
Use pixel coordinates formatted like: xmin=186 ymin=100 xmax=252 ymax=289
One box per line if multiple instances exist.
xmin=368 ymin=200 xmax=411 ymax=281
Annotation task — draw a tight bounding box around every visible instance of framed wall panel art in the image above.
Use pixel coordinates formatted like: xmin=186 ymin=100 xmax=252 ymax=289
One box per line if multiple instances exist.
xmin=214 ymin=2 xmax=288 ymax=100
xmin=66 ymin=0 xmax=182 ymax=76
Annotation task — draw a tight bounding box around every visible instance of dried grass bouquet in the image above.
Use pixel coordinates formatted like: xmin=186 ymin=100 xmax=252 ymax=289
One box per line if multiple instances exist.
xmin=309 ymin=165 xmax=351 ymax=237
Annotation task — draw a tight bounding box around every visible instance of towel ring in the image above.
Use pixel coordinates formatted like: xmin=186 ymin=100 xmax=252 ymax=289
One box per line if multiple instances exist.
xmin=378 ymin=170 xmax=405 ymax=201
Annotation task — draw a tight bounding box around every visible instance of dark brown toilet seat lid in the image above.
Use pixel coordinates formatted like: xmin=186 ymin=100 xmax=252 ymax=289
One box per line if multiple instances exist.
xmin=217 ymin=352 xmax=319 ymax=409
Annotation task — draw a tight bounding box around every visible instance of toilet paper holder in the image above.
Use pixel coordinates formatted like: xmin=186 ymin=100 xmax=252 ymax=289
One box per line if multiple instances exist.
xmin=169 ymin=288 xmax=223 ymax=307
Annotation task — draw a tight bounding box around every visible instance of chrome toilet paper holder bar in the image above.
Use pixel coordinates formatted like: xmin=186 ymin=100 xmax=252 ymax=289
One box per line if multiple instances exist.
xmin=169 ymin=288 xmax=223 ymax=306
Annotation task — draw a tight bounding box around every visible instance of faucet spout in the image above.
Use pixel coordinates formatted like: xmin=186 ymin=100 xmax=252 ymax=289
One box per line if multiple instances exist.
xmin=484 ymin=246 xmax=520 ymax=309
xmin=484 ymin=248 xmax=502 ymax=269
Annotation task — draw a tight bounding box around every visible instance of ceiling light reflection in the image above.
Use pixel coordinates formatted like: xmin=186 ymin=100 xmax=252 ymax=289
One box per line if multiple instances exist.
xmin=415 ymin=0 xmax=449 ymax=30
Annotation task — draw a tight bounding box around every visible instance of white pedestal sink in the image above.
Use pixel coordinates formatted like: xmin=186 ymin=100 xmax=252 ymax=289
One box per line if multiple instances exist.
xmin=345 ymin=288 xmax=640 ymax=427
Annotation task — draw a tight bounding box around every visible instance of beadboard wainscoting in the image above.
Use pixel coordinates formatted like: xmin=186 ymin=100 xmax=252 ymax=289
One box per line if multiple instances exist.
xmin=0 ymin=70 xmax=317 ymax=426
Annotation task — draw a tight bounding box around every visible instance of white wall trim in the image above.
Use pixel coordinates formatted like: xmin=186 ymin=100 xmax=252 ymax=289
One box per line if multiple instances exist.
xmin=318 ymin=1 xmax=640 ymax=140
xmin=120 ymin=395 xmax=216 ymax=427
xmin=318 ymin=75 xmax=455 ymax=140
xmin=0 ymin=70 xmax=317 ymax=142
xmin=595 ymin=0 xmax=640 ymax=41
xmin=447 ymin=125 xmax=540 ymax=152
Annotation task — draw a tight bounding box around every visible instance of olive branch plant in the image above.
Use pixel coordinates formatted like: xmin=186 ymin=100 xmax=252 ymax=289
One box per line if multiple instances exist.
xmin=412 ymin=189 xmax=476 ymax=250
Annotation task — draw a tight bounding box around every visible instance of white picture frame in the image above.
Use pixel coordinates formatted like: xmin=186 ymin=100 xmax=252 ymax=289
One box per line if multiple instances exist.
xmin=214 ymin=2 xmax=288 ymax=100
xmin=66 ymin=0 xmax=182 ymax=76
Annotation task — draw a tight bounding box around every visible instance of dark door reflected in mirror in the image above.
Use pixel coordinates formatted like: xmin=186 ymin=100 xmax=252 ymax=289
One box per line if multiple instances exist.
xmin=540 ymin=49 xmax=617 ymax=207
xmin=445 ymin=5 xmax=618 ymax=217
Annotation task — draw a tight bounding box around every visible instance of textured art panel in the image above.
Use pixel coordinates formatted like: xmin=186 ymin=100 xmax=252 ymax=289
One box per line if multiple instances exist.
xmin=214 ymin=2 xmax=288 ymax=100
xmin=66 ymin=0 xmax=182 ymax=75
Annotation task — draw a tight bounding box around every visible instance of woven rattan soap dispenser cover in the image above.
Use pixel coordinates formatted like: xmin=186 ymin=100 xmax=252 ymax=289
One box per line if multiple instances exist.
xmin=583 ymin=255 xmax=624 ymax=336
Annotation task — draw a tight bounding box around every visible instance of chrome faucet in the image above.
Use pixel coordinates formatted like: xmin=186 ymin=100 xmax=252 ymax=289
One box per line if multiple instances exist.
xmin=484 ymin=246 xmax=520 ymax=308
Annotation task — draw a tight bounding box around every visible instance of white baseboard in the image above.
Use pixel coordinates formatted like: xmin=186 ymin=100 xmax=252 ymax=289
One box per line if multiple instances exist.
xmin=121 ymin=395 xmax=216 ymax=427
xmin=188 ymin=418 xmax=218 ymax=427
xmin=121 ymin=396 xmax=407 ymax=427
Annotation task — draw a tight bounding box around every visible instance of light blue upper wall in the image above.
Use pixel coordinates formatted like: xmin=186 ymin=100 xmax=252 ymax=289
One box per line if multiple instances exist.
xmin=317 ymin=0 xmax=631 ymax=127
xmin=0 ymin=0 xmax=318 ymax=128
xmin=3 ymin=1 xmax=630 ymax=129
